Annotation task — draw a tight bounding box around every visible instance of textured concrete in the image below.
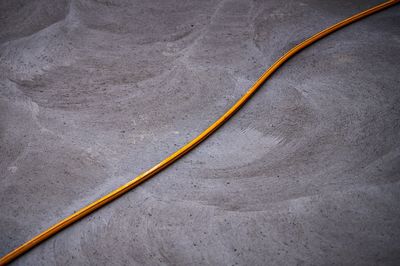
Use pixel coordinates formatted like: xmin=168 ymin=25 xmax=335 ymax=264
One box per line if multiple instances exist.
xmin=1 ymin=0 xmax=400 ymax=265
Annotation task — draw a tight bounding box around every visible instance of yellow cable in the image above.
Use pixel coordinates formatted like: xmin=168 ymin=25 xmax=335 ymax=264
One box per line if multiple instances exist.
xmin=1 ymin=0 xmax=398 ymax=264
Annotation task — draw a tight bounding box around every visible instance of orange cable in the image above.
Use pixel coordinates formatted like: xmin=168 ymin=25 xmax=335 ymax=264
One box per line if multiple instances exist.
xmin=1 ymin=0 xmax=398 ymax=264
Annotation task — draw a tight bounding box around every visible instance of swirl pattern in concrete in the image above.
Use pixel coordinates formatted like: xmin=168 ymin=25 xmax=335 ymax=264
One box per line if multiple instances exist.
xmin=1 ymin=0 xmax=399 ymax=265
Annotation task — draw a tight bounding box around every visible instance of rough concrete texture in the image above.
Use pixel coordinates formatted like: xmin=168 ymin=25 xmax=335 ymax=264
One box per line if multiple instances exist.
xmin=1 ymin=0 xmax=400 ymax=265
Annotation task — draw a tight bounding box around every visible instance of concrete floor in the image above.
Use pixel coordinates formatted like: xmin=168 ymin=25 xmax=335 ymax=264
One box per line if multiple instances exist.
xmin=1 ymin=0 xmax=400 ymax=265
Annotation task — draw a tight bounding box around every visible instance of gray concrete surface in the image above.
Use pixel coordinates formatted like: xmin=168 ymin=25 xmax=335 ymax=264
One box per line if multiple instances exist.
xmin=1 ymin=0 xmax=400 ymax=265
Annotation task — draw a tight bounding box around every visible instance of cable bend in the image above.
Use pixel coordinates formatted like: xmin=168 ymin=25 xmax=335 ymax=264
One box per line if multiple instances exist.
xmin=1 ymin=0 xmax=398 ymax=264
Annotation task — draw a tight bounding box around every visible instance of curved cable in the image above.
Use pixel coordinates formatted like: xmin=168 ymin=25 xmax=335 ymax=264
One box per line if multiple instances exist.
xmin=1 ymin=0 xmax=398 ymax=264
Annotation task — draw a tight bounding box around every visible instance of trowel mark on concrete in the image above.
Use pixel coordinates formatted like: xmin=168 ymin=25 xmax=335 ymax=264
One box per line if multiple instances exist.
xmin=194 ymin=128 xmax=282 ymax=170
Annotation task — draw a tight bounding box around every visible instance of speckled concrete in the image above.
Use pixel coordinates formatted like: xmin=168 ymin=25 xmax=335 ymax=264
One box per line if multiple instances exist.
xmin=1 ymin=0 xmax=400 ymax=265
